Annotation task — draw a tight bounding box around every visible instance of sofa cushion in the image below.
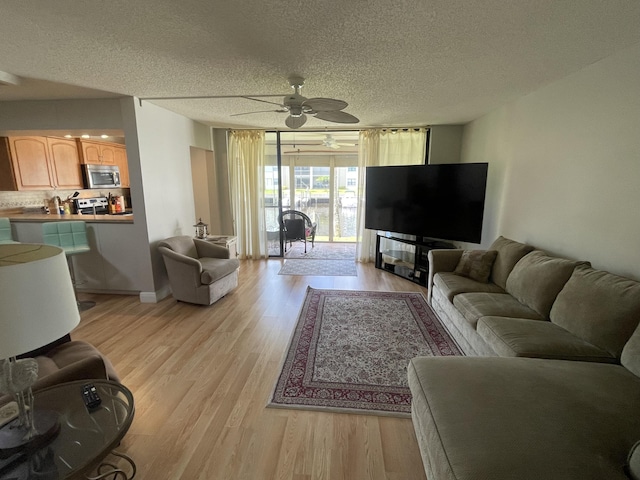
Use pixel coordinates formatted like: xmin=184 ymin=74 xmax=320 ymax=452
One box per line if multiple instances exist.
xmin=200 ymin=257 xmax=241 ymax=284
xmin=505 ymin=250 xmax=587 ymax=319
xmin=408 ymin=356 xmax=640 ymax=480
xmin=550 ymin=266 xmax=640 ymax=361
xmin=434 ymin=272 xmax=504 ymax=302
xmin=453 ymin=250 xmax=498 ymax=283
xmin=478 ymin=316 xmax=616 ymax=362
xmin=488 ymin=236 xmax=535 ymax=289
xmin=453 ymin=292 xmax=544 ymax=328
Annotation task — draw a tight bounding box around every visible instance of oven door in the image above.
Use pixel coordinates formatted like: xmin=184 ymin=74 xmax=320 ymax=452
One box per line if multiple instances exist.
xmin=84 ymin=165 xmax=121 ymax=189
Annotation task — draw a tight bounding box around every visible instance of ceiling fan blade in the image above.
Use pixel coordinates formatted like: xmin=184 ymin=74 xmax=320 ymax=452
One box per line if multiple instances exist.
xmin=230 ymin=109 xmax=287 ymax=117
xmin=314 ymin=111 xmax=360 ymax=124
xmin=140 ymin=94 xmax=286 ymax=101
xmin=285 ymin=114 xmax=307 ymax=129
xmin=242 ymin=96 xmax=286 ymax=107
xmin=303 ymin=98 xmax=347 ymax=112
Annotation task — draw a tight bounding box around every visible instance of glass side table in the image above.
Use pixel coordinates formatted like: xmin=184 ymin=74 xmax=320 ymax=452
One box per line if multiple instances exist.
xmin=0 ymin=380 xmax=135 ymax=480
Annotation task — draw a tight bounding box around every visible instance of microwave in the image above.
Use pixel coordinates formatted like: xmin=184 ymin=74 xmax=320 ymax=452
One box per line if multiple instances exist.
xmin=83 ymin=164 xmax=121 ymax=189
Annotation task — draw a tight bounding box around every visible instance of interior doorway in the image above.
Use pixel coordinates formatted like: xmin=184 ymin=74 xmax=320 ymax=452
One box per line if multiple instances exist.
xmin=265 ymin=131 xmax=359 ymax=256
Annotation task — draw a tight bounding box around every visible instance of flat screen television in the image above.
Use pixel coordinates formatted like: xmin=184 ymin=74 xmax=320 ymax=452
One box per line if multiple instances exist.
xmin=365 ymin=163 xmax=488 ymax=243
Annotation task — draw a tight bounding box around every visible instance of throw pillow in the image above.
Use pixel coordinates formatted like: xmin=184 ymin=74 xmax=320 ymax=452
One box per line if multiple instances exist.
xmin=453 ymin=250 xmax=498 ymax=283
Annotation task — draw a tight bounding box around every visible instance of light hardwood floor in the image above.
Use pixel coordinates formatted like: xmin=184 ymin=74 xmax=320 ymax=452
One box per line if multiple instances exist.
xmin=74 ymin=258 xmax=428 ymax=480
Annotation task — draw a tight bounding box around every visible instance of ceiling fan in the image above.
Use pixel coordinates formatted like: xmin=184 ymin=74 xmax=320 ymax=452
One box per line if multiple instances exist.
xmin=321 ymin=134 xmax=356 ymax=149
xmin=141 ymin=76 xmax=358 ymax=129
xmin=230 ymin=76 xmax=359 ymax=129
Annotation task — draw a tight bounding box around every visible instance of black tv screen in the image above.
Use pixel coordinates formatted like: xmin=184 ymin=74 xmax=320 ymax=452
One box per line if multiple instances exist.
xmin=365 ymin=163 xmax=488 ymax=243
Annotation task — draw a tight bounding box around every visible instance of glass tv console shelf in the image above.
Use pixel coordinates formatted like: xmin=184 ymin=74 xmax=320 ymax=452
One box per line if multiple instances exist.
xmin=374 ymin=232 xmax=455 ymax=286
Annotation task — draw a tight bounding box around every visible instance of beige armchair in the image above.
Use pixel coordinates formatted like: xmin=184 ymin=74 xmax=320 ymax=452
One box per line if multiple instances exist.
xmin=158 ymin=235 xmax=240 ymax=305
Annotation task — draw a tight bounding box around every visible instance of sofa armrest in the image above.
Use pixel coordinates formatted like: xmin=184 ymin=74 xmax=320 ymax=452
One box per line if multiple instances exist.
xmin=428 ymin=249 xmax=464 ymax=304
xmin=194 ymin=239 xmax=231 ymax=259
xmin=32 ymin=355 xmax=108 ymax=392
xmin=0 ymin=341 xmax=120 ymax=406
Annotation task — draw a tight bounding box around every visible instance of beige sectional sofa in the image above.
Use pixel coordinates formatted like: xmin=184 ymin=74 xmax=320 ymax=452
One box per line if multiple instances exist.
xmin=409 ymin=236 xmax=640 ymax=480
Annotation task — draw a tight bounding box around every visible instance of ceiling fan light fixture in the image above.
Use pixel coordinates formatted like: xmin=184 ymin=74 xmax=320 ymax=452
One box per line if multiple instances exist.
xmin=289 ymin=105 xmax=303 ymax=118
xmin=285 ymin=114 xmax=307 ymax=129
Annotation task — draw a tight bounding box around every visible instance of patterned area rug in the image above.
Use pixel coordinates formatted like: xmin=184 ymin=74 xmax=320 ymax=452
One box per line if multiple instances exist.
xmin=268 ymin=287 xmax=463 ymax=417
xmin=284 ymin=242 xmax=356 ymax=260
xmin=278 ymin=259 xmax=357 ymax=276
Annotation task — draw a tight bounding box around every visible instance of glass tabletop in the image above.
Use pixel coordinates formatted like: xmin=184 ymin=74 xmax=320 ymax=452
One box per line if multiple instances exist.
xmin=0 ymin=380 xmax=134 ymax=479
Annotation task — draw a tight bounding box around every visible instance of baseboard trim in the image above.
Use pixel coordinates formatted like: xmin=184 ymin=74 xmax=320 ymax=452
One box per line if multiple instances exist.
xmin=139 ymin=286 xmax=172 ymax=303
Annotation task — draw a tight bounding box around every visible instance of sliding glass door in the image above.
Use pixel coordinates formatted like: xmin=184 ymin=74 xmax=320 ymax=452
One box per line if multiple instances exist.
xmin=265 ymin=131 xmax=359 ymax=256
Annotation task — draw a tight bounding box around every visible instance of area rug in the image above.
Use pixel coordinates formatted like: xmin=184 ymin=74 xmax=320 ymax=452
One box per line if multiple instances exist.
xmin=278 ymin=259 xmax=357 ymax=276
xmin=268 ymin=287 xmax=463 ymax=417
xmin=284 ymin=242 xmax=356 ymax=260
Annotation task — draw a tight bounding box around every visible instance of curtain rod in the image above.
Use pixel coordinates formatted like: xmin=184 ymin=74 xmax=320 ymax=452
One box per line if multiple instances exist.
xmin=226 ymin=126 xmax=430 ymax=133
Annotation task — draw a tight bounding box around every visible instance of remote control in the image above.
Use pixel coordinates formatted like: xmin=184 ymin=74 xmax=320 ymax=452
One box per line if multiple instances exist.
xmin=82 ymin=383 xmax=102 ymax=410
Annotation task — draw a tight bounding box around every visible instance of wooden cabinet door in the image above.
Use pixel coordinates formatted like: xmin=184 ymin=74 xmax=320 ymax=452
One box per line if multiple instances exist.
xmin=99 ymin=145 xmax=116 ymax=164
xmin=8 ymin=136 xmax=54 ymax=190
xmin=80 ymin=142 xmax=101 ymax=164
xmin=0 ymin=138 xmax=18 ymax=191
xmin=47 ymin=137 xmax=83 ymax=189
xmin=113 ymin=146 xmax=130 ymax=187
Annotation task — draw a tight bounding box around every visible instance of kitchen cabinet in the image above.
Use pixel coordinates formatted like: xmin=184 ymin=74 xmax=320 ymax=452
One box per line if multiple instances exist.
xmin=0 ymin=136 xmax=83 ymax=191
xmin=78 ymin=140 xmax=116 ymax=165
xmin=113 ymin=145 xmax=130 ymax=187
xmin=47 ymin=137 xmax=84 ymax=189
xmin=78 ymin=140 xmax=129 ymax=187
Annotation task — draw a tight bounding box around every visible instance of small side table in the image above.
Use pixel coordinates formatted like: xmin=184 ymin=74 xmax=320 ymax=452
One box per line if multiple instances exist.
xmin=205 ymin=235 xmax=238 ymax=259
xmin=0 ymin=380 xmax=135 ymax=480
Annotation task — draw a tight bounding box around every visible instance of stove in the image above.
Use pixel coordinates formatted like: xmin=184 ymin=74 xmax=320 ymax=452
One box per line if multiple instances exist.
xmin=75 ymin=197 xmax=109 ymax=215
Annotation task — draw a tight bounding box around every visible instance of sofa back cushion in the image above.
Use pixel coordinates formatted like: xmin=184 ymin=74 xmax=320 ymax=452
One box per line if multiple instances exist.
xmin=158 ymin=236 xmax=198 ymax=259
xmin=551 ymin=266 xmax=640 ymax=360
xmin=488 ymin=236 xmax=535 ymax=289
xmin=506 ymin=250 xmax=587 ymax=319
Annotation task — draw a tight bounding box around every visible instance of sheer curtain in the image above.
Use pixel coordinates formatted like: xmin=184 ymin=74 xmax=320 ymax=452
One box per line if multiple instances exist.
xmin=228 ymin=130 xmax=268 ymax=259
xmin=355 ymin=128 xmax=428 ymax=262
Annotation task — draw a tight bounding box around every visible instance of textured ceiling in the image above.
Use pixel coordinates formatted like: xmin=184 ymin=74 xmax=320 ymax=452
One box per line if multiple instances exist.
xmin=1 ymin=1 xmax=639 ymax=130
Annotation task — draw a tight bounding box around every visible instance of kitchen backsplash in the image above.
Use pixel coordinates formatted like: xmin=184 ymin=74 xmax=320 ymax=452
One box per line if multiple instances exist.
xmin=0 ymin=188 xmax=130 ymax=210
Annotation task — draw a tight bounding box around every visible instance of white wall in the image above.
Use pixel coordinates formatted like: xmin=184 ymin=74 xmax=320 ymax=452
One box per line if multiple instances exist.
xmin=131 ymin=100 xmax=212 ymax=296
xmin=460 ymin=43 xmax=640 ymax=280
xmin=428 ymin=125 xmax=464 ymax=164
xmin=0 ymin=98 xmax=124 ymax=131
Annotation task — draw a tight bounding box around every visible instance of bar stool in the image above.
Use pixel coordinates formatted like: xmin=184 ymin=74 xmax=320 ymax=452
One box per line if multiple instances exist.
xmin=0 ymin=217 xmax=17 ymax=243
xmin=42 ymin=221 xmax=95 ymax=311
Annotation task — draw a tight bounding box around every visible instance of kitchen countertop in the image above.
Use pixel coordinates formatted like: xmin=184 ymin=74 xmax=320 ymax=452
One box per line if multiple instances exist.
xmin=4 ymin=213 xmax=134 ymax=223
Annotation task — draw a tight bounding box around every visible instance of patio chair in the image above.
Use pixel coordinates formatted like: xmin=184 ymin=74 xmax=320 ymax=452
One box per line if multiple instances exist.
xmin=279 ymin=209 xmax=317 ymax=253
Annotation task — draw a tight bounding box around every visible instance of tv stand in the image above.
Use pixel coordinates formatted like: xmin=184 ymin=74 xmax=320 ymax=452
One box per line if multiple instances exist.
xmin=374 ymin=232 xmax=455 ymax=286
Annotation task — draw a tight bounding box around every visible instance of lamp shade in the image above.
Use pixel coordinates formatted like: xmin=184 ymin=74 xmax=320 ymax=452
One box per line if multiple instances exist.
xmin=0 ymin=244 xmax=81 ymax=359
